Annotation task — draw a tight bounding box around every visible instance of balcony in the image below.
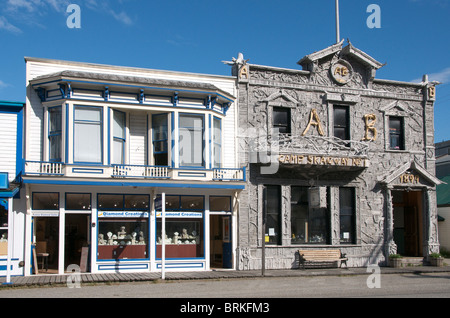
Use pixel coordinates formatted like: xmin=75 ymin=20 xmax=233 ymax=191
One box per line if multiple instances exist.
xmin=246 ymin=133 xmax=370 ymax=169
xmin=24 ymin=161 xmax=246 ymax=182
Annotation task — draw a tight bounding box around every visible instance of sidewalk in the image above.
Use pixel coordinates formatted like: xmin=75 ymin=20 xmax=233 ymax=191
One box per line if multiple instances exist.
xmin=2 ymin=264 xmax=450 ymax=288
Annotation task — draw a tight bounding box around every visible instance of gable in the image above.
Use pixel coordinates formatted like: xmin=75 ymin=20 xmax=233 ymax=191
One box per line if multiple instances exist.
xmin=378 ymin=161 xmax=443 ymax=187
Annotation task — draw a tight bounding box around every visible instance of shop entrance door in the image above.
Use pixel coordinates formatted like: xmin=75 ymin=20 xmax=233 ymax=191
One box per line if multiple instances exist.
xmin=393 ymin=190 xmax=423 ymax=257
xmin=65 ymin=214 xmax=90 ymax=272
xmin=33 ymin=217 xmax=59 ymax=274
xmin=210 ymin=215 xmax=232 ymax=269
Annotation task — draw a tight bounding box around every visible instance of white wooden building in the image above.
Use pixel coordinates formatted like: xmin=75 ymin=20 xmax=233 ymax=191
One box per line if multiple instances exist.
xmin=17 ymin=58 xmax=245 ymax=275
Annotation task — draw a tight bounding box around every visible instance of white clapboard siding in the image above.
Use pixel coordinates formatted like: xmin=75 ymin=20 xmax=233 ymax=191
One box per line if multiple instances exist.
xmin=129 ymin=112 xmax=148 ymax=166
xmin=0 ymin=113 xmax=18 ymax=181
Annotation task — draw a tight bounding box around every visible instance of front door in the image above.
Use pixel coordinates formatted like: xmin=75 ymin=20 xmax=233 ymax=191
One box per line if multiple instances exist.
xmin=210 ymin=215 xmax=232 ymax=269
xmin=392 ymin=190 xmax=423 ymax=257
xmin=64 ymin=214 xmax=90 ymax=272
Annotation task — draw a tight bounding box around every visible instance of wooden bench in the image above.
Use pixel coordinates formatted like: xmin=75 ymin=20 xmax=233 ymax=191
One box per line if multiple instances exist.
xmin=298 ymin=249 xmax=348 ymax=269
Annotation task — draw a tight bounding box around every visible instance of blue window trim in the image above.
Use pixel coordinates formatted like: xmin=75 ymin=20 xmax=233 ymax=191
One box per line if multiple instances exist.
xmin=96 ymin=193 xmax=151 ymax=262
xmin=178 ymin=113 xmax=205 ymax=169
xmin=209 ymin=195 xmax=232 ymax=213
xmin=212 ymin=116 xmax=222 ymax=169
xmin=152 ymin=113 xmax=169 ymax=166
xmin=97 ymin=193 xmax=150 ymax=211
xmin=31 ymin=192 xmax=60 ymax=211
xmin=65 ymin=192 xmax=92 ymax=211
xmin=48 ymin=106 xmax=62 ymax=162
xmin=112 ymin=109 xmax=126 ymax=165
xmin=73 ymin=105 xmax=103 ymax=165
xmin=154 ymin=194 xmax=206 ymax=261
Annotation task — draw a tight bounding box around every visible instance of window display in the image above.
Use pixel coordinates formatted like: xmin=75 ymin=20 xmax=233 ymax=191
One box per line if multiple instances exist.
xmin=155 ymin=195 xmax=204 ymax=258
xmin=97 ymin=218 xmax=148 ymax=260
xmin=0 ymin=229 xmax=7 ymax=256
xmin=156 ymin=219 xmax=203 ymax=258
xmin=97 ymin=194 xmax=150 ymax=260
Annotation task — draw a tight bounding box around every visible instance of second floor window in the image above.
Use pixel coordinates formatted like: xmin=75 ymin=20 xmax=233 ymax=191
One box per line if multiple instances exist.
xmin=333 ymin=105 xmax=349 ymax=140
xmin=389 ymin=116 xmax=404 ymax=150
xmin=112 ymin=110 xmax=126 ymax=164
xmin=179 ymin=114 xmax=204 ymax=167
xmin=152 ymin=114 xmax=168 ymax=166
xmin=48 ymin=106 xmax=62 ymax=162
xmin=74 ymin=106 xmax=102 ymax=164
xmin=272 ymin=107 xmax=291 ymax=134
xmin=213 ymin=117 xmax=221 ymax=168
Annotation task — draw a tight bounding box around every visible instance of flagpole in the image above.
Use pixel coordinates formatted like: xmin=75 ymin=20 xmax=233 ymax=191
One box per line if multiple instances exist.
xmin=335 ymin=0 xmax=340 ymax=43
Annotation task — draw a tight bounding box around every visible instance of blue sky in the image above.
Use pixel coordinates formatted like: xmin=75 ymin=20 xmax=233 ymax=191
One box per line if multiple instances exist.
xmin=1 ymin=0 xmax=449 ymax=142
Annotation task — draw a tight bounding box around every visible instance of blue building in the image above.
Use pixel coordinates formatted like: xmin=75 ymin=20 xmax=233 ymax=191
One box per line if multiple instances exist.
xmin=0 ymin=100 xmax=24 ymax=278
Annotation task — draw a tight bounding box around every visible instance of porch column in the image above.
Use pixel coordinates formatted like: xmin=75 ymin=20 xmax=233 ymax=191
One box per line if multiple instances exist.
xmin=425 ymin=188 xmax=439 ymax=256
xmin=384 ymin=186 xmax=397 ymax=258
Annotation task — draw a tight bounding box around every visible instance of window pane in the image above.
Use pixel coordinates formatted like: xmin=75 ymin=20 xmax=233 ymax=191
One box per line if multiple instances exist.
xmin=113 ymin=111 xmax=125 ymax=139
xmin=49 ymin=107 xmax=62 ymax=132
xmin=339 ymin=188 xmax=355 ymax=244
xmin=180 ymin=196 xmax=204 ymax=210
xmin=334 ymin=106 xmax=349 ymax=140
xmin=98 ymin=194 xmax=124 ymax=210
xmin=333 ymin=107 xmax=348 ymax=127
xmin=97 ymin=218 xmax=148 ymax=260
xmin=179 ymin=114 xmax=204 ymax=167
xmin=32 ymin=193 xmax=59 ymax=210
xmin=389 ymin=117 xmax=404 ymax=150
xmin=0 ymin=201 xmax=7 ymax=227
xmin=273 ymin=107 xmax=290 ymax=134
xmin=124 ymin=195 xmax=149 ymax=210
xmin=75 ymin=107 xmax=101 ymax=121
xmin=291 ymin=186 xmax=308 ymax=244
xmin=265 ymin=185 xmax=280 ymax=245
xmin=156 ymin=218 xmax=203 ymax=258
xmin=74 ymin=121 xmax=102 ymax=163
xmin=0 ymin=229 xmax=7 ymax=256
xmin=113 ymin=139 xmax=124 ymax=164
xmin=66 ymin=193 xmax=91 ymax=210
xmin=209 ymin=196 xmax=231 ymax=212
xmin=49 ymin=134 xmax=61 ymax=162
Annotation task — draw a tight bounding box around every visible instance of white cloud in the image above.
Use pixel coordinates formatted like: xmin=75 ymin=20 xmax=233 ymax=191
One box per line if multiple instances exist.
xmin=0 ymin=80 xmax=11 ymax=88
xmin=412 ymin=67 xmax=450 ymax=84
xmin=83 ymin=0 xmax=133 ymax=26
xmin=0 ymin=16 xmax=22 ymax=33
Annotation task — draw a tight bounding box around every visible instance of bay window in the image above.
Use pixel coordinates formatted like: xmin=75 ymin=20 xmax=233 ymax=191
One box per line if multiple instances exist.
xmin=48 ymin=106 xmax=62 ymax=162
xmin=152 ymin=114 xmax=168 ymax=166
xmin=213 ymin=117 xmax=222 ymax=168
xmin=112 ymin=110 xmax=126 ymax=165
xmin=74 ymin=106 xmax=102 ymax=164
xmin=179 ymin=114 xmax=204 ymax=167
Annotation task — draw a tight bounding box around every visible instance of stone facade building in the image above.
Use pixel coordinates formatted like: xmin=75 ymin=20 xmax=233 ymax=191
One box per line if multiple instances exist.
xmin=228 ymin=41 xmax=443 ymax=269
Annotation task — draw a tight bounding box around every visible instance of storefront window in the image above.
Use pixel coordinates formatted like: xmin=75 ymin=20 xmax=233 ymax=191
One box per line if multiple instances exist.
xmin=339 ymin=188 xmax=356 ymax=244
xmin=0 ymin=200 xmax=7 ymax=256
xmin=97 ymin=218 xmax=149 ymax=260
xmin=156 ymin=195 xmax=204 ymax=258
xmin=97 ymin=194 xmax=150 ymax=260
xmin=32 ymin=193 xmax=59 ymax=210
xmin=209 ymin=196 xmax=231 ymax=212
xmin=291 ymin=186 xmax=330 ymax=244
xmin=66 ymin=193 xmax=91 ymax=210
xmin=265 ymin=185 xmax=281 ymax=245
